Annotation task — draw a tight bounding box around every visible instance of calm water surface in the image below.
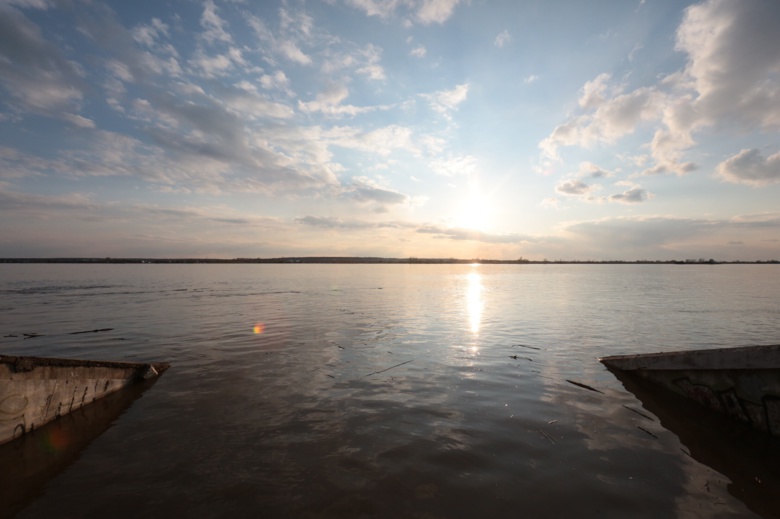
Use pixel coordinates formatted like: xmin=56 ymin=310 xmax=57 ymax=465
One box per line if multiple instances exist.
xmin=1 ymin=264 xmax=779 ymax=518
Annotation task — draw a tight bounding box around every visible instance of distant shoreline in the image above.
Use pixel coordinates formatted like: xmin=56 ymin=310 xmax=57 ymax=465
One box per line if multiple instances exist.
xmin=1 ymin=257 xmax=778 ymax=265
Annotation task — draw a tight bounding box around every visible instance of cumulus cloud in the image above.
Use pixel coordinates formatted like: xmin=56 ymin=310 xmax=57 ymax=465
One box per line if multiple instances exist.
xmin=676 ymin=0 xmax=780 ymax=130
xmin=539 ymin=0 xmax=780 ymax=177
xmin=578 ymin=73 xmax=611 ymax=109
xmin=716 ymin=148 xmax=780 ymax=186
xmin=578 ymin=162 xmax=612 ymax=178
xmin=609 ymin=187 xmax=648 ymax=204
xmin=555 ymin=179 xmax=595 ymax=196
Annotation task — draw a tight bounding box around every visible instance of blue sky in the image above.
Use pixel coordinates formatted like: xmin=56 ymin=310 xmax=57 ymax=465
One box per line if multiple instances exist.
xmin=1 ymin=0 xmax=779 ymax=260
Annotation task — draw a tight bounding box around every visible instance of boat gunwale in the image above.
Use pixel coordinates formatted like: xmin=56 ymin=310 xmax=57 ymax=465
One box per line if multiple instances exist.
xmin=599 ymin=344 xmax=780 ymax=371
xmin=0 ymin=354 xmax=170 ymax=374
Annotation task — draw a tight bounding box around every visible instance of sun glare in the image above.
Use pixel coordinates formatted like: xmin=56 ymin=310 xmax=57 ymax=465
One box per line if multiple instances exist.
xmin=456 ymin=194 xmax=493 ymax=231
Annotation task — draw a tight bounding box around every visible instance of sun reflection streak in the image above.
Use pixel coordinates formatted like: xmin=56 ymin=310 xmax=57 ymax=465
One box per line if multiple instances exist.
xmin=467 ymin=270 xmax=483 ymax=334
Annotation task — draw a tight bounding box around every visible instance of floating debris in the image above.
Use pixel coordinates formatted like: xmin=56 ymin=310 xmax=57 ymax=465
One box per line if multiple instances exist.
xmin=538 ymin=429 xmax=557 ymax=444
xmin=70 ymin=328 xmax=114 ymax=335
xmin=623 ymin=405 xmax=654 ymax=421
xmin=637 ymin=426 xmax=659 ymax=439
xmin=360 ymin=359 xmax=413 ymax=378
xmin=565 ymin=379 xmax=604 ymax=394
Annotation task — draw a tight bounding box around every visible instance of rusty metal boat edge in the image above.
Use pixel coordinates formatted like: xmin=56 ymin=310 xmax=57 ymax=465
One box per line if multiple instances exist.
xmin=0 ymin=354 xmax=170 ymax=445
xmin=600 ymin=344 xmax=780 ymax=435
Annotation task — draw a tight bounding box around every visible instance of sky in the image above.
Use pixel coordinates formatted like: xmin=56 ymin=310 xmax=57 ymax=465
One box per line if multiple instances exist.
xmin=0 ymin=0 xmax=779 ymax=260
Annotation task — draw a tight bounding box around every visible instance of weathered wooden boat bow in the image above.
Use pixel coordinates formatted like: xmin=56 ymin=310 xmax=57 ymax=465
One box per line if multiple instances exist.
xmin=0 ymin=354 xmax=170 ymax=445
xmin=600 ymin=344 xmax=780 ymax=436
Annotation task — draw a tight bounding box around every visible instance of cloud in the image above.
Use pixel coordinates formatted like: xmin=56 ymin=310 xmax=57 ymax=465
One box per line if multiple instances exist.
xmin=539 ymin=0 xmax=780 ymax=176
xmin=523 ymin=75 xmax=539 ymax=85
xmin=609 ymin=187 xmax=648 ymax=204
xmin=416 ymin=225 xmax=535 ymax=244
xmin=410 ymin=45 xmax=426 ymax=58
xmin=348 ymin=176 xmax=409 ymax=208
xmin=0 ymin=5 xmax=85 ymax=114
xmin=298 ymin=82 xmax=387 ymax=117
xmin=578 ymin=73 xmax=612 ymax=109
xmin=676 ymin=0 xmax=780 ymax=130
xmin=565 ymin=216 xmax=713 ymax=251
xmin=555 ymin=179 xmax=595 ymax=196
xmin=415 ymin=0 xmax=461 ymax=24
xmin=326 ymin=124 xmax=418 ymax=157
xmin=716 ymin=148 xmax=780 ymax=186
xmin=200 ymin=0 xmax=232 ymax=45
xmin=62 ymin=113 xmax=96 ymax=128
xmin=277 ymin=40 xmax=312 ymax=65
xmin=423 ymin=83 xmax=469 ymax=116
xmin=586 ymin=162 xmax=613 ymax=178
xmin=132 ymin=17 xmax=170 ymax=48
xmin=346 ymin=0 xmax=462 ymax=25
xmin=428 ymin=154 xmax=476 ymax=176
xmin=494 ymin=30 xmax=511 ymax=48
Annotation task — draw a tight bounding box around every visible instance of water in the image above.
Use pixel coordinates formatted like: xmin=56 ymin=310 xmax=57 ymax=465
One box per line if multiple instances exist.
xmin=1 ymin=264 xmax=779 ymax=518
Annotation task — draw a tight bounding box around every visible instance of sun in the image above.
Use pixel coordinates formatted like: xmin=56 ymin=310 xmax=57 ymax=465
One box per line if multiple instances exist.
xmin=455 ymin=194 xmax=493 ymax=231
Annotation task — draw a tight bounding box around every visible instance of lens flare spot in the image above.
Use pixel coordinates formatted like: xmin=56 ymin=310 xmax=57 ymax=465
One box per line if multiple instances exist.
xmin=253 ymin=323 xmax=266 ymax=334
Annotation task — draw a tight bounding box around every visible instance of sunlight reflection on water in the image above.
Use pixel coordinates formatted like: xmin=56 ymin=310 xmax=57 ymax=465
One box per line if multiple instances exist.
xmin=466 ymin=269 xmax=483 ymax=335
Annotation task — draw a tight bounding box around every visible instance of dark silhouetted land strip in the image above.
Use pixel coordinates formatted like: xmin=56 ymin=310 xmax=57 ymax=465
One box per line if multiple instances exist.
xmin=1 ymin=257 xmax=778 ymax=264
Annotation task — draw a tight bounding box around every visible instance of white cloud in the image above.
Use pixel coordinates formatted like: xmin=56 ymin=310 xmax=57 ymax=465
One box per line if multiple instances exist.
xmin=298 ymin=83 xmax=387 ymax=117
xmin=540 ymin=0 xmax=780 ymax=177
xmin=414 ymin=0 xmax=461 ymax=24
xmin=63 ymin=113 xmax=96 ymax=128
xmin=523 ymin=75 xmax=538 ymax=85
xmin=676 ymin=0 xmax=780 ymax=130
xmin=716 ymin=148 xmax=780 ymax=186
xmin=494 ymin=30 xmax=511 ymax=48
xmin=345 ymin=0 xmax=462 ymax=25
xmin=200 ymin=0 xmax=232 ymax=44
xmin=410 ymin=45 xmax=426 ymax=58
xmin=189 ymin=50 xmax=233 ymax=77
xmin=423 ymin=82 xmax=469 ymax=115
xmin=578 ymin=73 xmax=611 ymax=109
xmin=326 ymin=124 xmax=418 ymax=157
xmin=428 ymin=154 xmax=476 ymax=177
xmin=132 ymin=18 xmax=169 ymax=48
xmin=259 ymin=71 xmax=291 ymax=92
xmin=278 ymin=40 xmax=312 ymax=65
